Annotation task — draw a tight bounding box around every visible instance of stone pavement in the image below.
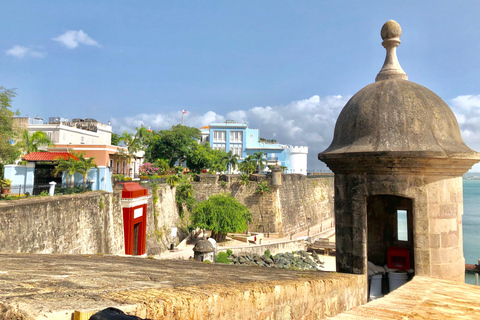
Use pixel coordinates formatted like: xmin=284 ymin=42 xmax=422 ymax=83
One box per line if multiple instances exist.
xmin=331 ymin=276 xmax=480 ymax=319
xmin=0 ymin=253 xmax=364 ymax=320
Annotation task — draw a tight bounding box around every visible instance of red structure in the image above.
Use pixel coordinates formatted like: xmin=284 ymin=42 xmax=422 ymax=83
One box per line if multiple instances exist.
xmin=120 ymin=182 xmax=149 ymax=255
xmin=387 ymin=247 xmax=411 ymax=270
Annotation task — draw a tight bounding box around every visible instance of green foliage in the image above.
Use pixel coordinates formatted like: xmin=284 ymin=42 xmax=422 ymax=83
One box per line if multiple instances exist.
xmin=0 ymin=87 xmax=21 ymax=164
xmin=112 ymin=174 xmax=125 ymax=182
xmin=256 ymin=181 xmax=271 ymax=194
xmin=221 ymin=180 xmax=227 ymax=188
xmin=73 ymin=152 xmax=97 ymax=191
xmin=166 ymin=174 xmax=180 ymax=187
xmin=145 ymin=125 xmax=201 ymax=167
xmin=259 ymin=137 xmax=277 ymax=143
xmin=280 ymin=166 xmax=288 ymax=173
xmin=237 ymin=173 xmax=250 ymax=186
xmin=192 ymin=193 xmax=251 ymax=242
xmin=53 ymin=156 xmax=82 ymax=188
xmin=175 ymin=176 xmax=196 ymax=217
xmin=226 ymin=249 xmax=233 ymax=257
xmin=215 ymin=252 xmax=231 ymax=264
xmin=111 ymin=133 xmax=121 ymax=146
xmin=39 ymin=190 xmax=49 ymax=197
xmin=18 ymin=130 xmax=53 ymax=154
xmin=238 ymin=160 xmax=256 ymax=175
xmin=0 ymin=178 xmax=12 ymax=189
xmin=153 ymin=158 xmax=170 ymax=173
xmin=99 ymin=196 xmax=106 ymax=211
xmin=264 ymin=249 xmax=271 ymax=259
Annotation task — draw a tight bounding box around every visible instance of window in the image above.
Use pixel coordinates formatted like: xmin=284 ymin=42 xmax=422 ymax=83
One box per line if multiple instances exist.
xmin=109 ymin=159 xmax=114 ymax=168
xmin=47 ymin=132 xmax=52 ymax=139
xmin=250 ymin=134 xmax=254 ymax=143
xmin=123 ymin=160 xmax=126 ymax=174
xmin=213 ymin=145 xmax=226 ymax=151
xmin=213 ymin=131 xmax=226 ymax=142
xmin=231 ymin=146 xmax=242 ymax=157
xmin=62 ymin=133 xmax=66 ymax=142
xmin=397 ymin=210 xmax=408 ymax=241
xmin=116 ymin=161 xmax=120 ymax=174
xmin=230 ymin=131 xmax=242 ymax=143
xmin=80 ymin=136 xmax=85 ymax=144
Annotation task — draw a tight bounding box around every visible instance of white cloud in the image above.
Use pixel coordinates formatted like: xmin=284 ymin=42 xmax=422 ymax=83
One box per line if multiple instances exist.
xmin=52 ymin=30 xmax=100 ymax=49
xmin=5 ymin=45 xmax=45 ymax=59
xmin=111 ymin=93 xmax=480 ymax=172
xmin=451 ymin=95 xmax=480 ymax=159
xmin=110 ymin=94 xmax=350 ymax=171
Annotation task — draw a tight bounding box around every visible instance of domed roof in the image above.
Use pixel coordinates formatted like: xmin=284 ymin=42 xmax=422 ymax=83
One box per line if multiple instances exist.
xmin=319 ymin=20 xmax=480 ymax=171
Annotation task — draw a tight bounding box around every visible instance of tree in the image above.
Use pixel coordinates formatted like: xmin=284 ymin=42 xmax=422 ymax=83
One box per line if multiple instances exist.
xmin=0 ymin=87 xmax=20 ymax=164
xmin=192 ymin=193 xmax=251 ymax=242
xmin=252 ymin=151 xmax=267 ymax=173
xmin=224 ymin=151 xmax=239 ymax=173
xmin=145 ymin=125 xmax=201 ymax=166
xmin=53 ymin=157 xmax=82 ymax=189
xmin=186 ymin=143 xmax=213 ymax=174
xmin=111 ymin=133 xmax=121 ymax=146
xmin=75 ymin=152 xmax=97 ymax=191
xmin=18 ymin=130 xmax=53 ymax=154
xmin=135 ymin=125 xmax=153 ymax=149
xmin=238 ymin=158 xmax=256 ymax=175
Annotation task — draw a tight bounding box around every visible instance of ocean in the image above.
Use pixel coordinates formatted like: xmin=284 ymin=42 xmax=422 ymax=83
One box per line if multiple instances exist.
xmin=463 ymin=179 xmax=480 ymax=284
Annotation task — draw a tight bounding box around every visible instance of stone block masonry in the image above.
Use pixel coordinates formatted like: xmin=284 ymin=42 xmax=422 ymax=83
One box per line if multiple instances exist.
xmin=0 ymin=191 xmax=124 ymax=254
xmin=192 ymin=174 xmax=334 ymax=237
xmin=0 ymin=253 xmax=367 ymax=320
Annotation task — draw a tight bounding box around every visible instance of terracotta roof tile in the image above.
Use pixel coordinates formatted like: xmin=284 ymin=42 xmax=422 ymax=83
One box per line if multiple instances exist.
xmin=23 ymin=152 xmax=79 ymax=162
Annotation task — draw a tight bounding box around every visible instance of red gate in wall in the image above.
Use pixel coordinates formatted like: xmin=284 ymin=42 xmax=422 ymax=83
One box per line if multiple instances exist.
xmin=120 ymin=182 xmax=150 ymax=255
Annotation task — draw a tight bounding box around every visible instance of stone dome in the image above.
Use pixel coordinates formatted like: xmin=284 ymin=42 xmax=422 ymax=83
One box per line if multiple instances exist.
xmin=321 ymin=79 xmax=476 ymax=156
xmin=319 ymin=20 xmax=480 ymax=170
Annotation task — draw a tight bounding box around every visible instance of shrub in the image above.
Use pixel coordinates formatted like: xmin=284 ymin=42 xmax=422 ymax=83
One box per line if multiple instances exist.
xmin=264 ymin=249 xmax=271 ymax=259
xmin=215 ymin=252 xmax=231 ymax=264
xmin=192 ymin=193 xmax=251 ymax=242
xmin=139 ymin=162 xmax=160 ymax=176
xmin=226 ymin=249 xmax=233 ymax=257
xmin=123 ymin=177 xmax=132 ymax=182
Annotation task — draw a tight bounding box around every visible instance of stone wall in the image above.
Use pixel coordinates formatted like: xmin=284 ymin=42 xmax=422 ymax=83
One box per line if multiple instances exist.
xmin=192 ymin=174 xmax=334 ymax=236
xmin=0 ymin=191 xmax=124 ymax=254
xmin=142 ymin=183 xmax=187 ymax=255
xmin=0 ymin=176 xmax=334 ymax=256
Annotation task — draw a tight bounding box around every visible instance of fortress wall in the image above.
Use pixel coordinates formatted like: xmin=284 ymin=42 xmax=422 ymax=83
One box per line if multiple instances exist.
xmin=0 ymin=191 xmax=124 ymax=254
xmin=192 ymin=174 xmax=334 ymax=236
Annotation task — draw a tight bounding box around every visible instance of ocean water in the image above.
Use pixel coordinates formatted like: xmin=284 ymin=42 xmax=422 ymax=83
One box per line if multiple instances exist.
xmin=463 ymin=180 xmax=480 ymax=284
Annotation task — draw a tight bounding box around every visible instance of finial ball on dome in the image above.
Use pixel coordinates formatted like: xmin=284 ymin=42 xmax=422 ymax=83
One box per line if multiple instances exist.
xmin=381 ymin=20 xmax=402 ymax=40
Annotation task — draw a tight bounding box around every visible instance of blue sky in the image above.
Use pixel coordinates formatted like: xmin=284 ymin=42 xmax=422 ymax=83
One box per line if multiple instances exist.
xmin=3 ymin=1 xmax=480 ymax=171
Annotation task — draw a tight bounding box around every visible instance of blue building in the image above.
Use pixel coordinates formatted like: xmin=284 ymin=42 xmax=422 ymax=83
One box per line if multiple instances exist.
xmin=200 ymin=121 xmax=308 ymax=174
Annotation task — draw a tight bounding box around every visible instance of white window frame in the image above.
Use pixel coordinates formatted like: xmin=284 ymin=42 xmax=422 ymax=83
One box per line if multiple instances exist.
xmin=213 ymin=131 xmax=226 ymax=142
xmin=230 ymin=131 xmax=242 ymax=143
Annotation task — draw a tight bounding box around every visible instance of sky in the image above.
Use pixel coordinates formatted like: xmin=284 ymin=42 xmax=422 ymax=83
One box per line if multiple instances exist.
xmin=3 ymin=1 xmax=480 ymax=171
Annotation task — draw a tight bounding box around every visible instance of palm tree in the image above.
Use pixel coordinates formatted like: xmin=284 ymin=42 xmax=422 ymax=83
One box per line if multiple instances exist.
xmin=53 ymin=157 xmax=81 ymax=189
xmin=252 ymin=151 xmax=267 ymax=173
xmin=238 ymin=158 xmax=256 ymax=175
xmin=75 ymin=153 xmax=97 ymax=191
xmin=19 ymin=130 xmax=53 ymax=154
xmin=224 ymin=151 xmax=239 ymax=173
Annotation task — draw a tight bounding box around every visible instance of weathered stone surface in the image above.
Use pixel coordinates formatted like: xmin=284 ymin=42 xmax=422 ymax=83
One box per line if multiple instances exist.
xmin=0 ymin=191 xmax=124 ymax=255
xmin=0 ymin=253 xmax=366 ymax=320
xmin=332 ymin=276 xmax=480 ymax=319
xmin=191 ymin=174 xmax=334 ymax=237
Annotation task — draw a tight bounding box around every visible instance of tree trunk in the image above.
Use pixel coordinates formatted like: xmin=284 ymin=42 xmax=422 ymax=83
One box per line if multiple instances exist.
xmin=211 ymin=231 xmax=226 ymax=243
